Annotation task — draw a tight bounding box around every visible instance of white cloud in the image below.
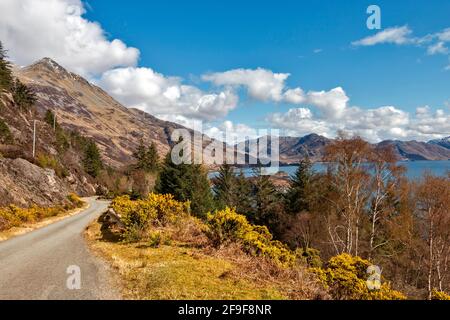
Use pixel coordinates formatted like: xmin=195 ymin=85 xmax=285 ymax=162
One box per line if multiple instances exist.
xmin=202 ymin=68 xmax=349 ymax=118
xmin=0 ymin=0 xmax=139 ymax=78
xmin=306 ymin=87 xmax=349 ymax=119
xmin=427 ymin=42 xmax=448 ymax=55
xmin=202 ymin=68 xmax=291 ymax=102
xmin=352 ymin=26 xmax=414 ymax=46
xmin=267 ymin=103 xmax=450 ymax=143
xmin=98 ymin=67 xmax=238 ymax=121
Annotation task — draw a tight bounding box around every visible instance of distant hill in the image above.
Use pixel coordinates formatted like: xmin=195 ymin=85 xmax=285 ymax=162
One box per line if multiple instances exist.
xmin=14 ymin=58 xmax=214 ymax=168
xmin=246 ymin=134 xmax=450 ymax=165
xmin=429 ymin=136 xmax=450 ymax=150
xmin=11 ymin=58 xmax=450 ymax=166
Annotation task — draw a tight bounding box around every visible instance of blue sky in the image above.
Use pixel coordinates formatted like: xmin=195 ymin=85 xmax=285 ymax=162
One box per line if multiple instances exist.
xmin=84 ymin=0 xmax=450 ymax=109
xmin=1 ymin=0 xmax=449 ymax=141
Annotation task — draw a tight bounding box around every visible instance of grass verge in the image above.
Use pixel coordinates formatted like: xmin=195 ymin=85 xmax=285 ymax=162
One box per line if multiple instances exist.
xmin=85 ymin=218 xmax=287 ymax=300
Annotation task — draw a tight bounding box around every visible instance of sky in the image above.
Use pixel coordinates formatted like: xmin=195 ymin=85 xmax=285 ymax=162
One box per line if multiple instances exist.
xmin=0 ymin=0 xmax=449 ymax=142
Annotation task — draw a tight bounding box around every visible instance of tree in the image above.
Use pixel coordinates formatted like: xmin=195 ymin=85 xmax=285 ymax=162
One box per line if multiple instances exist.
xmin=324 ymin=132 xmax=371 ymax=256
xmin=366 ymin=145 xmax=404 ymax=260
xmin=83 ymin=140 xmax=103 ymax=178
xmin=213 ymin=164 xmax=236 ymax=210
xmin=232 ymin=170 xmax=253 ymax=215
xmin=133 ymin=140 xmax=159 ymax=172
xmin=0 ymin=41 xmax=13 ymax=91
xmin=12 ymin=79 xmax=36 ymax=109
xmin=156 ymin=152 xmax=214 ymax=218
xmin=285 ymin=158 xmax=315 ymax=214
xmin=415 ymin=175 xmax=450 ymax=299
xmin=249 ymin=167 xmax=284 ymax=233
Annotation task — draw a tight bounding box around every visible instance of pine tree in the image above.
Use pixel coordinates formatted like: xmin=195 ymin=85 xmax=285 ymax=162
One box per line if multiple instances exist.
xmin=250 ymin=167 xmax=283 ymax=231
xmin=285 ymin=158 xmax=314 ymax=214
xmin=156 ymin=152 xmax=214 ymax=218
xmin=133 ymin=140 xmax=159 ymax=172
xmin=0 ymin=41 xmax=13 ymax=91
xmin=83 ymin=140 xmax=103 ymax=178
xmin=12 ymin=79 xmax=36 ymax=109
xmin=232 ymin=170 xmax=253 ymax=215
xmin=213 ymin=164 xmax=236 ymax=210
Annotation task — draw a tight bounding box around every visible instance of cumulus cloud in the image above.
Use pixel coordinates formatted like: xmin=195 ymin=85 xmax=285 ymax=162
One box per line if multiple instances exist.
xmin=0 ymin=0 xmax=139 ymax=76
xmin=202 ymin=68 xmax=349 ymax=118
xmin=267 ymin=103 xmax=450 ymax=143
xmin=0 ymin=0 xmax=139 ymax=77
xmin=352 ymin=26 xmax=414 ymax=46
xmin=98 ymin=67 xmax=238 ymax=122
xmin=202 ymin=68 xmax=291 ymax=102
xmin=306 ymin=87 xmax=349 ymax=119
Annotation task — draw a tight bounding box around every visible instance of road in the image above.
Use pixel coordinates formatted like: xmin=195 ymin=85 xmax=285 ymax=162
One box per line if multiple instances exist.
xmin=0 ymin=197 xmax=120 ymax=300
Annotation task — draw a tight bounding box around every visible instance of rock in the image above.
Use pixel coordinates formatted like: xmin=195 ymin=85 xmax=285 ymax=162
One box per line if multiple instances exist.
xmin=0 ymin=158 xmax=72 ymax=207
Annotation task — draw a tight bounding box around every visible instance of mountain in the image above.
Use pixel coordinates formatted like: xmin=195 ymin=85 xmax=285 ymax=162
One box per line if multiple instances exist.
xmin=378 ymin=140 xmax=450 ymax=161
xmin=278 ymin=134 xmax=331 ymax=164
xmin=251 ymin=134 xmax=450 ymax=164
xmin=14 ymin=58 xmax=199 ymax=167
xmin=11 ymin=58 xmax=450 ymax=168
xmin=429 ymin=136 xmax=450 ymax=150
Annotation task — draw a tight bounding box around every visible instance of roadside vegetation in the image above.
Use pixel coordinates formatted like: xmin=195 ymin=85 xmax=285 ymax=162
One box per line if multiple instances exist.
xmin=89 ymin=131 xmax=450 ymax=300
xmin=0 ymin=193 xmax=85 ymax=232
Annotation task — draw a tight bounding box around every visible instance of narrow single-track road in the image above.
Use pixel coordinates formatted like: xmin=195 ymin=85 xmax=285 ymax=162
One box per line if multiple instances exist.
xmin=0 ymin=198 xmax=119 ymax=300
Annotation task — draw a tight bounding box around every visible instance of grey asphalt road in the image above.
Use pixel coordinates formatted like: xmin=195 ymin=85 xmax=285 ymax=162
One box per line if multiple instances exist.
xmin=0 ymin=197 xmax=120 ymax=300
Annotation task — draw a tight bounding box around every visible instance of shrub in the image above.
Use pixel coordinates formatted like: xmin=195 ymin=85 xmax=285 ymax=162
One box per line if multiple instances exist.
xmin=0 ymin=205 xmax=65 ymax=231
xmin=206 ymin=207 xmax=297 ymax=267
xmin=67 ymin=193 xmax=84 ymax=208
xmin=310 ymin=254 xmax=406 ymax=300
xmin=36 ymin=153 xmax=68 ymax=178
xmin=111 ymin=193 xmax=190 ymax=241
xmin=295 ymin=247 xmax=323 ymax=268
xmin=431 ymin=289 xmax=450 ymax=300
xmin=0 ymin=118 xmax=13 ymax=144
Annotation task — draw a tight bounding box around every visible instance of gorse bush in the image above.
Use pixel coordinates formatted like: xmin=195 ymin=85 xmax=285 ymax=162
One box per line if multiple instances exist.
xmin=431 ymin=289 xmax=450 ymax=300
xmin=206 ymin=207 xmax=297 ymax=267
xmin=0 ymin=194 xmax=84 ymax=231
xmin=310 ymin=254 xmax=406 ymax=300
xmin=111 ymin=193 xmax=190 ymax=241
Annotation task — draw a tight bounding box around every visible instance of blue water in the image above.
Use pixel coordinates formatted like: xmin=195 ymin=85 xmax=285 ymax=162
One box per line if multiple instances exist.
xmin=210 ymin=161 xmax=450 ymax=180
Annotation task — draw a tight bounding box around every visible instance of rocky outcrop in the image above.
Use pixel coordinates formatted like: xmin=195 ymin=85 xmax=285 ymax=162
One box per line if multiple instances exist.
xmin=0 ymin=158 xmax=93 ymax=207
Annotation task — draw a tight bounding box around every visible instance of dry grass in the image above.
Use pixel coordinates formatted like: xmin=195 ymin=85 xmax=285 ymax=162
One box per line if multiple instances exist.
xmin=85 ymin=214 xmax=328 ymax=300
xmin=85 ymin=219 xmax=285 ymax=300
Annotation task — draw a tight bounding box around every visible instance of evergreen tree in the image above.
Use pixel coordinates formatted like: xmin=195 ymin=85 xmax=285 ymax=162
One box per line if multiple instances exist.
xmin=232 ymin=170 xmax=253 ymax=215
xmin=12 ymin=79 xmax=36 ymax=109
xmin=133 ymin=140 xmax=159 ymax=172
xmin=250 ymin=167 xmax=283 ymax=231
xmin=0 ymin=41 xmax=13 ymax=91
xmin=156 ymin=152 xmax=213 ymax=218
xmin=83 ymin=140 xmax=103 ymax=178
xmin=285 ymin=158 xmax=314 ymax=214
xmin=213 ymin=164 xmax=236 ymax=210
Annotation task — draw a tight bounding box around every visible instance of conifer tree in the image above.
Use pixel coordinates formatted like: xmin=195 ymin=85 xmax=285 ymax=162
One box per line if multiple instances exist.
xmin=213 ymin=164 xmax=236 ymax=210
xmin=133 ymin=140 xmax=159 ymax=172
xmin=250 ymin=167 xmax=283 ymax=231
xmin=83 ymin=140 xmax=103 ymax=178
xmin=0 ymin=41 xmax=13 ymax=91
xmin=285 ymin=158 xmax=314 ymax=214
xmin=232 ymin=170 xmax=253 ymax=215
xmin=156 ymin=151 xmax=214 ymax=218
xmin=12 ymin=79 xmax=36 ymax=109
